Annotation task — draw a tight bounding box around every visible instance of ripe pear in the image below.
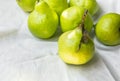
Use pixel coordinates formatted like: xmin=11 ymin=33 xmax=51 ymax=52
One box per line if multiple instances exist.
xmin=58 ymin=27 xmax=95 ymax=65
xmin=16 ymin=0 xmax=37 ymax=12
xmin=42 ymin=0 xmax=68 ymax=16
xmin=60 ymin=6 xmax=93 ymax=32
xmin=28 ymin=1 xmax=59 ymax=39
xmin=70 ymin=0 xmax=99 ymax=16
xmin=58 ymin=10 xmax=95 ymax=65
xmin=95 ymin=13 xmax=120 ymax=46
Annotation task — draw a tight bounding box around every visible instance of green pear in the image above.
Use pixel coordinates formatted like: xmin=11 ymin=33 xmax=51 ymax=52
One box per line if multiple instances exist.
xmin=42 ymin=0 xmax=68 ymax=16
xmin=70 ymin=0 xmax=99 ymax=16
xmin=95 ymin=13 xmax=120 ymax=46
xmin=58 ymin=10 xmax=95 ymax=65
xmin=58 ymin=27 xmax=95 ymax=65
xmin=60 ymin=6 xmax=93 ymax=32
xmin=16 ymin=0 xmax=38 ymax=12
xmin=28 ymin=1 xmax=59 ymax=39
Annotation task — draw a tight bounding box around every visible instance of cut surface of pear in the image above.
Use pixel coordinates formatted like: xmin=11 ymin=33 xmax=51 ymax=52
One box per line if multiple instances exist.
xmin=60 ymin=6 xmax=93 ymax=32
xmin=70 ymin=0 xmax=99 ymax=16
xmin=28 ymin=1 xmax=59 ymax=39
xmin=16 ymin=0 xmax=37 ymax=12
xmin=58 ymin=28 xmax=95 ymax=65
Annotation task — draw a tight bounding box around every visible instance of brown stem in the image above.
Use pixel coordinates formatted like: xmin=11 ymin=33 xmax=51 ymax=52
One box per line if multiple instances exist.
xmin=82 ymin=30 xmax=89 ymax=43
xmin=79 ymin=10 xmax=89 ymax=43
xmin=77 ymin=10 xmax=89 ymax=52
xmin=79 ymin=10 xmax=88 ymax=30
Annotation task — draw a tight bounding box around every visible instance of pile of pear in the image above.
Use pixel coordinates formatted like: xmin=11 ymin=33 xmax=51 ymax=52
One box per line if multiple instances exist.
xmin=16 ymin=0 xmax=120 ymax=65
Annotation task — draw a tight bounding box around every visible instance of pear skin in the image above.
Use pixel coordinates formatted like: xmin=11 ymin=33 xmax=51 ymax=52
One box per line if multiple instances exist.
xmin=58 ymin=28 xmax=95 ymax=65
xmin=43 ymin=0 xmax=68 ymax=16
xmin=16 ymin=0 xmax=37 ymax=12
xmin=28 ymin=1 xmax=59 ymax=38
xmin=70 ymin=0 xmax=99 ymax=16
xmin=95 ymin=13 xmax=120 ymax=45
xmin=60 ymin=6 xmax=93 ymax=32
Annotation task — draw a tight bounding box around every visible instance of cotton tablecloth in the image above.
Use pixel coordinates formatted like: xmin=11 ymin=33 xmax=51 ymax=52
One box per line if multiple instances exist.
xmin=0 ymin=0 xmax=120 ymax=81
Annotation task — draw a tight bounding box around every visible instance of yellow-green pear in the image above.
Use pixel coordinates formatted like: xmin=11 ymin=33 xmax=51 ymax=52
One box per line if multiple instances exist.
xmin=58 ymin=10 xmax=95 ymax=65
xmin=16 ymin=0 xmax=38 ymax=12
xmin=60 ymin=6 xmax=93 ymax=32
xmin=28 ymin=1 xmax=59 ymax=39
xmin=95 ymin=13 xmax=120 ymax=46
xmin=70 ymin=0 xmax=99 ymax=16
xmin=42 ymin=0 xmax=68 ymax=16
xmin=58 ymin=27 xmax=95 ymax=65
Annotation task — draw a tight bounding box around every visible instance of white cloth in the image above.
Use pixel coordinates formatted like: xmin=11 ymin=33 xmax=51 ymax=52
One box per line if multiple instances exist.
xmin=0 ymin=0 xmax=120 ymax=81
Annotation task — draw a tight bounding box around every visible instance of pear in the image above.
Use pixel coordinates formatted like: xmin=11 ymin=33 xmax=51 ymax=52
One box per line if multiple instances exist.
xmin=95 ymin=13 xmax=120 ymax=46
xmin=28 ymin=1 xmax=59 ymax=39
xmin=60 ymin=6 xmax=93 ymax=32
xmin=70 ymin=0 xmax=99 ymax=16
xmin=16 ymin=0 xmax=38 ymax=12
xmin=58 ymin=10 xmax=95 ymax=65
xmin=42 ymin=0 xmax=68 ymax=16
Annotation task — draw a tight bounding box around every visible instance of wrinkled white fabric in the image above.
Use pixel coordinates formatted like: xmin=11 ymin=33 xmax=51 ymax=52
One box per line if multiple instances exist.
xmin=0 ymin=0 xmax=120 ymax=81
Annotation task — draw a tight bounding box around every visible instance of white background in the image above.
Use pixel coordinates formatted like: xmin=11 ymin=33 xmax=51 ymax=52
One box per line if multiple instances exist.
xmin=0 ymin=0 xmax=120 ymax=81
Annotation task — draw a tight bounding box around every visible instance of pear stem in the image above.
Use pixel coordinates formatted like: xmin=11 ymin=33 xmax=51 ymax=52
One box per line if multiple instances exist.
xmin=77 ymin=10 xmax=89 ymax=52
xmin=79 ymin=10 xmax=89 ymax=43
xmin=79 ymin=10 xmax=88 ymax=30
